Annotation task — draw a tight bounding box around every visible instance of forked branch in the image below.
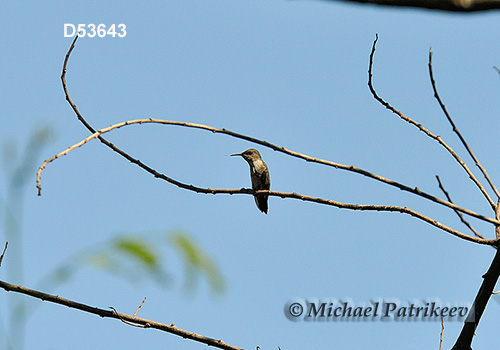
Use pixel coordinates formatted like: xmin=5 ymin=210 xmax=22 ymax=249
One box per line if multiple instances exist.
xmin=436 ymin=176 xmax=484 ymax=240
xmin=428 ymin=50 xmax=500 ymax=201
xmin=368 ymin=34 xmax=497 ymax=211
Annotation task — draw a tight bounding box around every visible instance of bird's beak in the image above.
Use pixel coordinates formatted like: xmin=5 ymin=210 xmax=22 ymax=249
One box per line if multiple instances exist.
xmin=229 ymin=153 xmax=242 ymax=157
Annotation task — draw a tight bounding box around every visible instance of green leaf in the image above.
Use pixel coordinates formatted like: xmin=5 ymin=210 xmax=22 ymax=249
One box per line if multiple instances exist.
xmin=114 ymin=237 xmax=159 ymax=270
xmin=170 ymin=232 xmax=225 ymax=294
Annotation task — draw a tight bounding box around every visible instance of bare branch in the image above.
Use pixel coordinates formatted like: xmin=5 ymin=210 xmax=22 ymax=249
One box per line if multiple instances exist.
xmin=368 ymin=35 xmax=497 ymax=211
xmin=0 ymin=279 xmax=244 ymax=350
xmin=452 ymin=247 xmax=500 ymax=350
xmin=429 ymin=50 xmax=500 ymax=203
xmin=436 ymin=176 xmax=484 ymax=239
xmin=317 ymin=0 xmax=500 ymax=12
xmin=36 ymin=118 xmax=500 ymax=242
xmin=61 ymin=35 xmax=97 ymax=135
xmin=110 ymin=306 xmax=148 ymax=328
xmin=0 ymin=242 xmax=7 ymax=267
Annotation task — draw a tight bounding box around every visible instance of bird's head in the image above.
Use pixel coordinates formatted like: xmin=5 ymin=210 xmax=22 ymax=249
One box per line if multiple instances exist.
xmin=230 ymin=148 xmax=262 ymax=163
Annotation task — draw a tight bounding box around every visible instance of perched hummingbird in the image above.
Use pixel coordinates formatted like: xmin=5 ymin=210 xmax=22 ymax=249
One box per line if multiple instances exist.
xmin=231 ymin=148 xmax=270 ymax=214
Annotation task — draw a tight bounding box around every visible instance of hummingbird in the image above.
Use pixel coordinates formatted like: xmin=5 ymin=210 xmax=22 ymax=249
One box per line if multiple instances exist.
xmin=231 ymin=148 xmax=270 ymax=214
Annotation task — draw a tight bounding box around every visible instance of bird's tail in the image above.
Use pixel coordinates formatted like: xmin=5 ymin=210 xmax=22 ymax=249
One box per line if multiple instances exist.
xmin=254 ymin=194 xmax=268 ymax=214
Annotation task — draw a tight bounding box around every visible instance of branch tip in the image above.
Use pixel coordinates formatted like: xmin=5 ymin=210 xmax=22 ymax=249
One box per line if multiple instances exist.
xmin=0 ymin=242 xmax=8 ymax=267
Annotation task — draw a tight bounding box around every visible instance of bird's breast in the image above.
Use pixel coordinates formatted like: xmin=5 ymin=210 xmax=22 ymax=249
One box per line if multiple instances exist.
xmin=252 ymin=159 xmax=267 ymax=173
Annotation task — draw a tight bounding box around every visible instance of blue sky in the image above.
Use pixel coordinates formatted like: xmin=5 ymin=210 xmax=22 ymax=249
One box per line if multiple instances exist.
xmin=2 ymin=1 xmax=500 ymax=349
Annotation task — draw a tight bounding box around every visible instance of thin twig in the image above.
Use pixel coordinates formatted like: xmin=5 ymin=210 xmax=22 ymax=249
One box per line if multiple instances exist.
xmin=368 ymin=34 xmax=496 ymax=211
xmin=429 ymin=50 xmax=500 ymax=204
xmin=0 ymin=279 xmax=243 ymax=350
xmin=0 ymin=242 xmax=7 ymax=267
xmin=37 ymin=118 xmax=500 ymax=229
xmin=133 ymin=297 xmax=146 ymax=317
xmin=436 ymin=176 xmax=484 ymax=239
xmin=440 ymin=317 xmax=444 ymax=350
xmin=61 ymin=35 xmax=97 ymax=135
